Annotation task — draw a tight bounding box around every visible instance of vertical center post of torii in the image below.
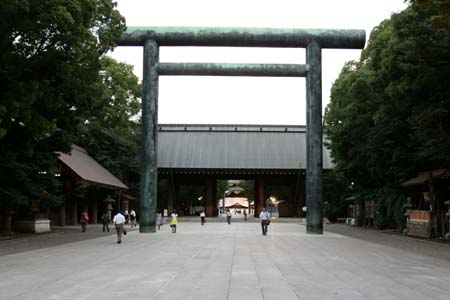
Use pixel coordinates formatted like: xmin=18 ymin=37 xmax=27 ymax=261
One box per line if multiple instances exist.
xmin=117 ymin=26 xmax=365 ymax=234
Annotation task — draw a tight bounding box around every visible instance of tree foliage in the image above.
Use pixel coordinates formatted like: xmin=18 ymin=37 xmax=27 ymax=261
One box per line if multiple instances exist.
xmin=324 ymin=0 xmax=450 ymax=228
xmin=0 ymin=1 xmax=125 ymax=213
xmin=73 ymin=56 xmax=142 ymax=198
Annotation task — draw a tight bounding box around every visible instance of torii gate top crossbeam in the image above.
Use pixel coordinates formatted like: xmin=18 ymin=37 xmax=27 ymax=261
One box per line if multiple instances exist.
xmin=118 ymin=26 xmax=365 ymax=49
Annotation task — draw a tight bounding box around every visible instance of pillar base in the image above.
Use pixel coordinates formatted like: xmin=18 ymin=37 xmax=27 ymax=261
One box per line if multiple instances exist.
xmin=306 ymin=224 xmax=323 ymax=234
xmin=139 ymin=225 xmax=156 ymax=233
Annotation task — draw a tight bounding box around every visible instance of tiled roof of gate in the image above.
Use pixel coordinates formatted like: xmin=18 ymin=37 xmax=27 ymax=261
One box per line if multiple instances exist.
xmin=157 ymin=124 xmax=333 ymax=170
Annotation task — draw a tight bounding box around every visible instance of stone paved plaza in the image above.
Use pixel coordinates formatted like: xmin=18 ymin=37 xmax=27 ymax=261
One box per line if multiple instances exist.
xmin=1 ymin=222 xmax=449 ymax=300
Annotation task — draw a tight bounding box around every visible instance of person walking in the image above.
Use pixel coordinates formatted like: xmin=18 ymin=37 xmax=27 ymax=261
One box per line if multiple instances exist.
xmin=243 ymin=209 xmax=247 ymax=221
xmin=226 ymin=209 xmax=232 ymax=225
xmin=259 ymin=207 xmax=270 ymax=235
xmin=124 ymin=209 xmax=129 ymax=225
xmin=130 ymin=209 xmax=137 ymax=227
xmin=80 ymin=212 xmax=89 ymax=232
xmin=200 ymin=211 xmax=206 ymax=225
xmin=101 ymin=211 xmax=110 ymax=232
xmin=156 ymin=211 xmax=163 ymax=230
xmin=113 ymin=211 xmax=126 ymax=244
xmin=170 ymin=211 xmax=178 ymax=233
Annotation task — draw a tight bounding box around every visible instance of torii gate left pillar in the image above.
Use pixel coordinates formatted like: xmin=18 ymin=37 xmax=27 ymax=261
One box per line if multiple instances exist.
xmin=118 ymin=26 xmax=365 ymax=233
xmin=139 ymin=39 xmax=159 ymax=233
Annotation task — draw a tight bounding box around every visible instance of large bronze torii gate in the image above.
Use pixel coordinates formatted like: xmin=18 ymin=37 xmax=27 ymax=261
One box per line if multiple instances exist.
xmin=118 ymin=26 xmax=365 ymax=234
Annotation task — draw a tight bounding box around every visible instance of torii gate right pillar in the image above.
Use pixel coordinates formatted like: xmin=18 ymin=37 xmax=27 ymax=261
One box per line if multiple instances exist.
xmin=306 ymin=41 xmax=323 ymax=234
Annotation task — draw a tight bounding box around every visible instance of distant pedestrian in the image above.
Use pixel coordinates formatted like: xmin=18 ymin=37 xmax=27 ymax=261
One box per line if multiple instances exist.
xmin=156 ymin=211 xmax=163 ymax=230
xmin=259 ymin=207 xmax=270 ymax=235
xmin=200 ymin=211 xmax=206 ymax=225
xmin=80 ymin=212 xmax=89 ymax=232
xmin=101 ymin=211 xmax=110 ymax=232
xmin=130 ymin=209 xmax=137 ymax=227
xmin=113 ymin=212 xmax=126 ymax=244
xmin=226 ymin=209 xmax=232 ymax=225
xmin=243 ymin=210 xmax=247 ymax=221
xmin=170 ymin=211 xmax=178 ymax=233
xmin=124 ymin=209 xmax=129 ymax=224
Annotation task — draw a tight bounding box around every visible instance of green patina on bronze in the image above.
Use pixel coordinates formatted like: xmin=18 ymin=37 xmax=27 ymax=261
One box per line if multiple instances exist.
xmin=120 ymin=26 xmax=365 ymax=234
xmin=118 ymin=26 xmax=365 ymax=49
xmin=140 ymin=39 xmax=158 ymax=233
xmin=306 ymin=41 xmax=323 ymax=234
xmin=157 ymin=63 xmax=309 ymax=77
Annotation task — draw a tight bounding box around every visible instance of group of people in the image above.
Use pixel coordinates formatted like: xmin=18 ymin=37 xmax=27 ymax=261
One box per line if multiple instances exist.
xmin=79 ymin=209 xmax=137 ymax=244
xmin=223 ymin=208 xmax=270 ymax=235
xmin=156 ymin=210 xmax=178 ymax=233
xmin=158 ymin=208 xmax=270 ymax=235
xmin=159 ymin=208 xmax=271 ymax=236
xmin=80 ymin=206 xmax=272 ymax=243
xmin=185 ymin=208 xmax=271 ymax=235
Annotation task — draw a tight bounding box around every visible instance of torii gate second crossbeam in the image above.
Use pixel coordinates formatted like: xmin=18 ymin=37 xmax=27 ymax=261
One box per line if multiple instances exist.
xmin=117 ymin=26 xmax=366 ymax=234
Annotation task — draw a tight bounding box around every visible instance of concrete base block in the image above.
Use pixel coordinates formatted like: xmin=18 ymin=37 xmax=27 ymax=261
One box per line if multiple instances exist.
xmin=15 ymin=219 xmax=51 ymax=234
xmin=406 ymin=221 xmax=432 ymax=238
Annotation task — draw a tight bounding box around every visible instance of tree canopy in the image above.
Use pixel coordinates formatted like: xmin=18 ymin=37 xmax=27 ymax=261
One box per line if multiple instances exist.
xmin=324 ymin=0 xmax=450 ymax=228
xmin=0 ymin=1 xmax=126 ymax=213
xmin=73 ymin=56 xmax=142 ymax=198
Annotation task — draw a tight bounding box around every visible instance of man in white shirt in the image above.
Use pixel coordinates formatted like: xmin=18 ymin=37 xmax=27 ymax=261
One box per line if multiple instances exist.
xmin=113 ymin=212 xmax=126 ymax=244
xmin=259 ymin=208 xmax=270 ymax=235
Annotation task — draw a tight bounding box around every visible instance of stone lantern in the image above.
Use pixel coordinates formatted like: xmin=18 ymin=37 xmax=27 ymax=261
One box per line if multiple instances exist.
xmin=403 ymin=197 xmax=413 ymax=235
xmin=103 ymin=195 xmax=115 ymax=220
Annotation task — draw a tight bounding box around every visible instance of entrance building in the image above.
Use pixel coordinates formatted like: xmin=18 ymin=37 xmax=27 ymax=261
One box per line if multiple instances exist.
xmin=156 ymin=124 xmax=333 ymax=217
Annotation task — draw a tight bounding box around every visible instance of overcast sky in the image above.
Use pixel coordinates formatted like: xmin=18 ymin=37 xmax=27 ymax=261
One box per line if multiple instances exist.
xmin=109 ymin=0 xmax=408 ymax=125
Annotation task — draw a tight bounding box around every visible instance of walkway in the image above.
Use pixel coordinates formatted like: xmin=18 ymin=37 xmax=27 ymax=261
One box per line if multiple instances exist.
xmin=1 ymin=222 xmax=449 ymax=300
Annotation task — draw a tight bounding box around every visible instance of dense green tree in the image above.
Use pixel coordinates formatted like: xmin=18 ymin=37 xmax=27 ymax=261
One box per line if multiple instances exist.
xmin=324 ymin=0 xmax=449 ymax=229
xmin=0 ymin=0 xmax=125 ymax=138
xmin=323 ymin=170 xmax=351 ymax=221
xmin=0 ymin=1 xmax=125 ymax=220
xmin=74 ymin=56 xmax=142 ymax=199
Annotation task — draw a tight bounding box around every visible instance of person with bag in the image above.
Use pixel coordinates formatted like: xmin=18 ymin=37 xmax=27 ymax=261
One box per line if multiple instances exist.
xmin=80 ymin=212 xmax=89 ymax=232
xmin=170 ymin=210 xmax=178 ymax=233
xmin=259 ymin=207 xmax=271 ymax=236
xmin=113 ymin=211 xmax=126 ymax=244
